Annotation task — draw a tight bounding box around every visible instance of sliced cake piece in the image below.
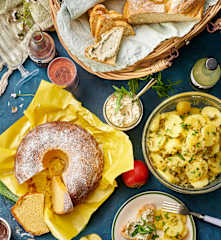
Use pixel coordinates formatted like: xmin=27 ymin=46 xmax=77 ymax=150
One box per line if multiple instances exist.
xmin=11 ymin=193 xmax=49 ymax=236
xmin=51 ymin=176 xmax=74 ymax=215
xmin=85 ymin=27 xmax=124 ymax=65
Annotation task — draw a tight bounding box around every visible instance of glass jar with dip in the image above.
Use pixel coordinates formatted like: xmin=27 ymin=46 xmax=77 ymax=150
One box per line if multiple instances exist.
xmin=0 ymin=218 xmax=11 ymax=240
xmin=47 ymin=57 xmax=79 ymax=89
xmin=103 ymin=78 xmax=157 ymax=131
xmin=103 ymin=93 xmax=143 ymax=131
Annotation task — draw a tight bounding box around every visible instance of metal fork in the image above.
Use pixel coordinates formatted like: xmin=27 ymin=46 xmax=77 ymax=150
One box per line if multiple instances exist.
xmin=162 ymin=201 xmax=221 ymax=227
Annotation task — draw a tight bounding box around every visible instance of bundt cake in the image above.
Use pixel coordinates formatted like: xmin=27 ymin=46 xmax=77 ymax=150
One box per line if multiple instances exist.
xmin=15 ymin=122 xmax=104 ymax=209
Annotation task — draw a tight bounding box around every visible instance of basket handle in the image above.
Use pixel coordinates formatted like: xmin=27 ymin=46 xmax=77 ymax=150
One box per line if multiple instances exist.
xmin=134 ymin=48 xmax=179 ymax=77
xmin=207 ymin=18 xmax=221 ymax=33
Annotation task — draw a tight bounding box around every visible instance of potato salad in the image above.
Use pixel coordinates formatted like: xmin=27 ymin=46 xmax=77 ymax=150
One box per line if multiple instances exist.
xmin=147 ymin=102 xmax=221 ymax=189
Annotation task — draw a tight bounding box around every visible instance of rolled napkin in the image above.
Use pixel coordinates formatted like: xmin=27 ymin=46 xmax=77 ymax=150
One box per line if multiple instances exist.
xmin=64 ymin=0 xmax=104 ymax=19
xmin=0 ymin=0 xmax=53 ymax=96
xmin=29 ymin=0 xmax=53 ymax=30
xmin=0 ymin=68 xmax=13 ymax=96
xmin=5 ymin=0 xmax=22 ymax=11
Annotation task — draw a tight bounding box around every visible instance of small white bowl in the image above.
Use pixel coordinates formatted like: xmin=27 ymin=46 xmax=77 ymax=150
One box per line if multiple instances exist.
xmin=0 ymin=217 xmax=11 ymax=240
xmin=103 ymin=93 xmax=143 ymax=131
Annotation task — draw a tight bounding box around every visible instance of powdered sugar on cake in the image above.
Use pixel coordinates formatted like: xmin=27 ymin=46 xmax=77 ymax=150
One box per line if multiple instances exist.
xmin=15 ymin=121 xmax=104 ymax=205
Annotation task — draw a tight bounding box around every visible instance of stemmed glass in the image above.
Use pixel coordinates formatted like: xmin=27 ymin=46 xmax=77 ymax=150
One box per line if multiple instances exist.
xmin=0 ymin=18 xmax=39 ymax=93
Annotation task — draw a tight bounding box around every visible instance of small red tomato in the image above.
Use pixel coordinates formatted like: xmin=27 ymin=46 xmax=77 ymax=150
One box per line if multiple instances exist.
xmin=122 ymin=160 xmax=149 ymax=188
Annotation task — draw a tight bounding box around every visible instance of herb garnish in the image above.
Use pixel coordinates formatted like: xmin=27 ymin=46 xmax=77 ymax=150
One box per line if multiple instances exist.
xmin=112 ymin=85 xmax=132 ymax=112
xmin=180 ymin=122 xmax=191 ymax=130
xmin=155 ymin=216 xmax=162 ymax=221
xmin=130 ymin=220 xmax=159 ymax=239
xmin=152 ymin=234 xmax=159 ymax=240
xmin=131 ymin=223 xmax=154 ymax=237
xmin=151 ymin=73 xmax=182 ymax=98
xmin=112 ymin=72 xmax=182 ymax=111
xmin=192 ymin=130 xmax=199 ymax=136
xmin=177 ymin=153 xmax=185 ymax=161
xmin=180 ymin=115 xmax=185 ymax=120
xmin=189 ymin=157 xmax=194 ymax=163
xmin=175 ymin=233 xmax=180 ymax=239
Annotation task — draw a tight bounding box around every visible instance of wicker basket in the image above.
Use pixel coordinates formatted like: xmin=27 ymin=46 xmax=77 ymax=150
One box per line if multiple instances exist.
xmin=50 ymin=0 xmax=221 ymax=80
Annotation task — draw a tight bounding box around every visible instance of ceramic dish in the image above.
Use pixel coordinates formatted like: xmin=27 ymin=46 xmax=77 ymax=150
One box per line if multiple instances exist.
xmin=142 ymin=92 xmax=221 ymax=194
xmin=0 ymin=217 xmax=11 ymax=240
xmin=112 ymin=191 xmax=196 ymax=240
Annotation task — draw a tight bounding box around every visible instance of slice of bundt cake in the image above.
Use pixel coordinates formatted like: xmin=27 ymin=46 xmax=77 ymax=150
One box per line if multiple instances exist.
xmin=11 ymin=193 xmax=49 ymax=236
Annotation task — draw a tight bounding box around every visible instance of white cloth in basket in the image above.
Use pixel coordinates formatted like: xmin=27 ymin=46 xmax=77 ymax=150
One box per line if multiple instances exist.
xmin=57 ymin=0 xmax=219 ymax=73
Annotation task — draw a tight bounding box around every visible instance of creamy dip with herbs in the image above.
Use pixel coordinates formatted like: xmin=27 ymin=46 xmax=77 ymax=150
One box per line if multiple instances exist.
xmin=105 ymin=94 xmax=141 ymax=128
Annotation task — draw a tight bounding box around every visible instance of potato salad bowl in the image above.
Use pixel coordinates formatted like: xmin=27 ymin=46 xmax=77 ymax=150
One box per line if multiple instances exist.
xmin=142 ymin=92 xmax=221 ymax=194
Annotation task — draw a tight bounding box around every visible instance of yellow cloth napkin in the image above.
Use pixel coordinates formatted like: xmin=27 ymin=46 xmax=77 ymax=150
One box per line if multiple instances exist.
xmin=0 ymin=80 xmax=134 ymax=240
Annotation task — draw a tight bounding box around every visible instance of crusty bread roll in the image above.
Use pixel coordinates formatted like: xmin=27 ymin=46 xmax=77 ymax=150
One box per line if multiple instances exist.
xmin=94 ymin=14 xmax=115 ymax=42
xmin=88 ymin=4 xmax=135 ymax=42
xmin=124 ymin=0 xmax=205 ymax=24
xmin=114 ymin=20 xmax=135 ymax=36
xmin=85 ymin=27 xmax=124 ymax=65
xmin=89 ymin=4 xmax=108 ymax=37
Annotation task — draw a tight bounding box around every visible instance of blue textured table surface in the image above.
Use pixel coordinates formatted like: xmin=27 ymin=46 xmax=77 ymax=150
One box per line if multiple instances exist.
xmin=0 ymin=18 xmax=221 ymax=240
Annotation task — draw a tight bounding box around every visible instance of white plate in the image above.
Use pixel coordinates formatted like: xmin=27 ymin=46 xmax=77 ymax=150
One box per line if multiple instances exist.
xmin=112 ymin=191 xmax=196 ymax=240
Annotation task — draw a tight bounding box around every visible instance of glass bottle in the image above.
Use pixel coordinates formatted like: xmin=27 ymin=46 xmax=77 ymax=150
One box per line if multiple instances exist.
xmin=28 ymin=31 xmax=56 ymax=67
xmin=190 ymin=58 xmax=221 ymax=90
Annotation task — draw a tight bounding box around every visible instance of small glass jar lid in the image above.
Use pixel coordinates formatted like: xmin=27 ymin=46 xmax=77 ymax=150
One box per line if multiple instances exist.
xmin=103 ymin=93 xmax=143 ymax=131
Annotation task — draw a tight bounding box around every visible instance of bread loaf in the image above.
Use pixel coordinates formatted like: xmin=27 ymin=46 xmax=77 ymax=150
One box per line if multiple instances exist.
xmin=85 ymin=27 xmax=124 ymax=65
xmin=124 ymin=0 xmax=205 ymax=24
xmin=89 ymin=4 xmax=108 ymax=37
xmin=88 ymin=4 xmax=135 ymax=42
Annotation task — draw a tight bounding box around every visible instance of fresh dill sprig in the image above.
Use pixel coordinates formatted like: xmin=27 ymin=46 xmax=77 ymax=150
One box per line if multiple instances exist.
xmin=112 ymin=72 xmax=182 ymax=111
xmin=151 ymin=72 xmax=182 ymax=98
xmin=128 ymin=79 xmax=139 ymax=96
xmin=130 ymin=72 xmax=182 ymax=98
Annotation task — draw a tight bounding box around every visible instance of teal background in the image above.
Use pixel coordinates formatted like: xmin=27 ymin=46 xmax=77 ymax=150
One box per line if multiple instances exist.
xmin=0 ymin=14 xmax=221 ymax=240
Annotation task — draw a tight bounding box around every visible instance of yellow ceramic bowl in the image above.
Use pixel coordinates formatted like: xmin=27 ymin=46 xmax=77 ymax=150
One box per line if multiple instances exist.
xmin=142 ymin=92 xmax=221 ymax=194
